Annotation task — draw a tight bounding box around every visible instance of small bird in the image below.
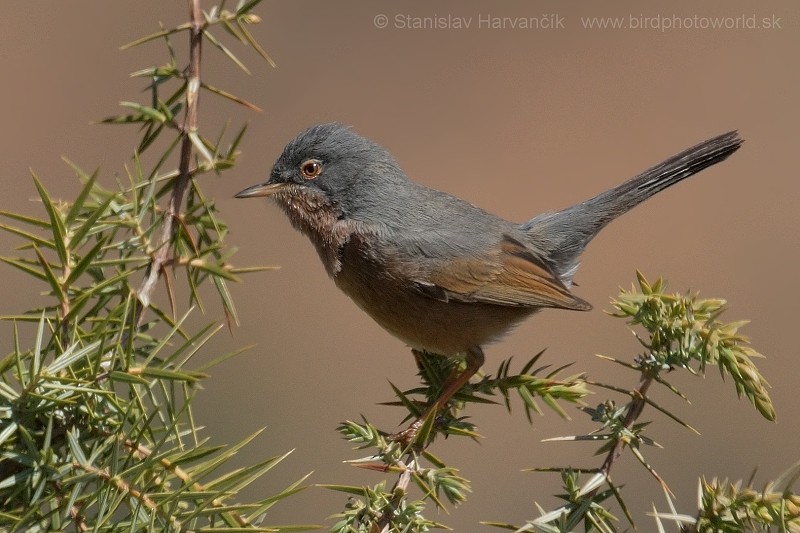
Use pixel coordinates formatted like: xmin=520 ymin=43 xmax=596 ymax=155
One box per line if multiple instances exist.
xmin=236 ymin=124 xmax=742 ymax=437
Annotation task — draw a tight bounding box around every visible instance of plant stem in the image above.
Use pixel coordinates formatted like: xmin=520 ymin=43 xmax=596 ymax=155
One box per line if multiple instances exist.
xmin=135 ymin=0 xmax=203 ymax=326
xmin=377 ymin=454 xmax=417 ymax=532
xmin=589 ymin=372 xmax=655 ymax=497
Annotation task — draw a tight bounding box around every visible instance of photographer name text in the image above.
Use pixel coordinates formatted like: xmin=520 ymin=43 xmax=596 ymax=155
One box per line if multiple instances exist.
xmin=384 ymin=13 xmax=564 ymax=30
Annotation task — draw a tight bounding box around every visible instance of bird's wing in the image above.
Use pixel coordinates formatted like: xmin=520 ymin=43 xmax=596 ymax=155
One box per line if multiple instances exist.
xmin=411 ymin=234 xmax=592 ymax=311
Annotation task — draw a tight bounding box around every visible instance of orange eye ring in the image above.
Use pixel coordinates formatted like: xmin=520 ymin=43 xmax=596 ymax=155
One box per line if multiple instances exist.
xmin=300 ymin=159 xmax=322 ymax=180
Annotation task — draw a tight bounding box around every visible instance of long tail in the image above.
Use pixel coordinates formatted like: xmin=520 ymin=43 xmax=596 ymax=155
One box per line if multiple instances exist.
xmin=523 ymin=131 xmax=743 ymax=282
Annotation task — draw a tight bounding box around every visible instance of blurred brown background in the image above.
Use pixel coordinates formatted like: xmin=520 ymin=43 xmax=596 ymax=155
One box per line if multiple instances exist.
xmin=1 ymin=1 xmax=798 ymax=530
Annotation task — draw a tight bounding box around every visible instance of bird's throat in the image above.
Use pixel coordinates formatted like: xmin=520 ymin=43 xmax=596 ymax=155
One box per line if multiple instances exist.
xmin=273 ymin=187 xmax=353 ymax=276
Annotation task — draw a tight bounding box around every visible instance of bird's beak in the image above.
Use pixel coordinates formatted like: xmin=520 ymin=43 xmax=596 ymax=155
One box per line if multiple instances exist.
xmin=234 ymin=181 xmax=289 ymax=199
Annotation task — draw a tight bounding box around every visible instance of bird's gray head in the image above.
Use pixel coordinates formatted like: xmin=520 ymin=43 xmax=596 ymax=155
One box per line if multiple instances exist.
xmin=235 ymin=123 xmax=408 ymax=219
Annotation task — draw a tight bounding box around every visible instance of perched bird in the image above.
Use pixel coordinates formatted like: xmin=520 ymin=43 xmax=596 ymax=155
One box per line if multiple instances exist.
xmin=236 ymin=124 xmax=742 ymax=437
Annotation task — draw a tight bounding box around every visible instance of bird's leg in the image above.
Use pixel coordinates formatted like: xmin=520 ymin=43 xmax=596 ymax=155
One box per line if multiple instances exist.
xmin=393 ymin=347 xmax=485 ymax=444
xmin=411 ymin=349 xmax=470 ymax=394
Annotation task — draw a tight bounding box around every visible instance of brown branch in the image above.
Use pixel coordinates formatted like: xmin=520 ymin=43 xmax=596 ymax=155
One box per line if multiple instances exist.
xmin=587 ymin=372 xmax=655 ymax=499
xmin=121 ymin=436 xmax=252 ymax=528
xmin=60 ymin=265 xmax=71 ymax=342
xmin=68 ymin=503 xmax=89 ymax=533
xmin=71 ymin=461 xmax=183 ymax=529
xmin=134 ymin=0 xmax=203 ymax=329
xmin=376 ymin=454 xmax=417 ymax=532
xmin=600 ymin=373 xmax=653 ymax=474
xmin=52 ymin=481 xmax=89 ymax=532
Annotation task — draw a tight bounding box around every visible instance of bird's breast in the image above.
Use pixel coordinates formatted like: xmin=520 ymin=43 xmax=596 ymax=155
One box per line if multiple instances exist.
xmin=332 ymin=232 xmax=536 ymax=355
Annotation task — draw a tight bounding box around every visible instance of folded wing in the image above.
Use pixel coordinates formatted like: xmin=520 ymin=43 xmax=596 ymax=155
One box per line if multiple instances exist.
xmin=415 ymin=234 xmax=592 ymax=311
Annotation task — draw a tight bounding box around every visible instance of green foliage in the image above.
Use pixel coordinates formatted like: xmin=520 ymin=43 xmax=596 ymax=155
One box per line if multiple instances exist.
xmin=691 ymin=474 xmax=800 ymax=532
xmin=485 ymin=471 xmax=621 ymax=533
xmin=0 ymin=1 xmax=313 ymax=531
xmin=612 ymin=271 xmax=774 ymax=421
xmin=649 ymin=466 xmax=800 ymax=532
xmin=0 ymin=2 xmax=791 ymax=532
xmin=484 ymin=272 xmax=784 ymax=532
xmin=326 ymin=480 xmax=449 ymax=533
xmin=331 ymin=352 xmax=590 ymax=531
xmin=327 ymin=273 xmax=786 ymax=532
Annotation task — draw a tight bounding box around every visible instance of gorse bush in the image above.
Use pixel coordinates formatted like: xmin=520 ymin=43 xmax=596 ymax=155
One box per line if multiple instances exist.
xmin=0 ymin=2 xmax=311 ymax=531
xmin=0 ymin=2 xmax=795 ymax=532
xmin=335 ymin=273 xmax=789 ymax=532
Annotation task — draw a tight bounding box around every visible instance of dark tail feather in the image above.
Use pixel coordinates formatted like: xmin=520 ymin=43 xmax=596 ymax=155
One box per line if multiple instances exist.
xmin=523 ymin=131 xmax=743 ymax=282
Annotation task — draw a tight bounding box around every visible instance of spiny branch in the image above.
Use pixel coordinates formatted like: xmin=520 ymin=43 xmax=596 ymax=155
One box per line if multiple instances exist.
xmin=135 ymin=0 xmax=203 ymax=327
xmin=600 ymin=373 xmax=654 ymax=477
xmin=376 ymin=454 xmax=417 ymax=532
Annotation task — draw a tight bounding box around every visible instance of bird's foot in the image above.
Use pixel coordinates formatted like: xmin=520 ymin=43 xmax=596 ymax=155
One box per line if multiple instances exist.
xmin=388 ymin=418 xmax=427 ymax=446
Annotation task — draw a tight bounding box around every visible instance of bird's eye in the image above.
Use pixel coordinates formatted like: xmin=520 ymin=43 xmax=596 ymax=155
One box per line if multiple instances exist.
xmin=300 ymin=159 xmax=322 ymax=180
